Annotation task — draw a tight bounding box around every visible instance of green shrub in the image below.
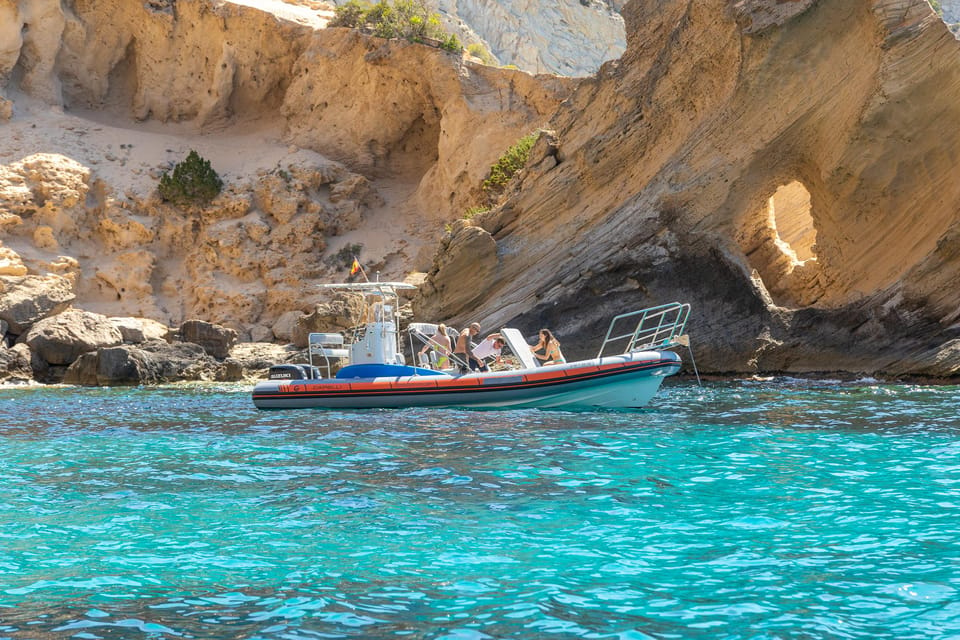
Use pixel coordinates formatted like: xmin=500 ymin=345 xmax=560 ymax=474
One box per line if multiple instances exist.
xmin=330 ymin=0 xmax=461 ymax=51
xmin=441 ymin=33 xmax=463 ymax=53
xmin=158 ymin=150 xmax=223 ymax=207
xmin=330 ymin=0 xmax=371 ymax=27
xmin=463 ymin=206 xmax=488 ymax=220
xmin=466 ymin=42 xmax=495 ymax=65
xmin=329 ymin=0 xmax=373 ymax=29
xmin=481 ymin=132 xmax=539 ymax=196
xmin=326 ymin=243 xmax=364 ymax=271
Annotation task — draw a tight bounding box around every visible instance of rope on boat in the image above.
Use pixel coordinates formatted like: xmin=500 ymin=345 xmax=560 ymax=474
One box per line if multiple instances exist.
xmin=687 ymin=340 xmax=702 ymax=387
xmin=675 ymin=334 xmax=702 ymax=386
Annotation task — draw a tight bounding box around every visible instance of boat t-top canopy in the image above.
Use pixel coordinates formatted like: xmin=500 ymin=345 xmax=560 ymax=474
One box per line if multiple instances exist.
xmin=318 ymin=282 xmax=417 ymax=294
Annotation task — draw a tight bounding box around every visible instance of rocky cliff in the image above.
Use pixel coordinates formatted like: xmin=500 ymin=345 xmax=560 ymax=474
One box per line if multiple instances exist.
xmin=418 ymin=0 xmax=960 ymax=377
xmin=427 ymin=0 xmax=626 ymax=75
xmin=3 ymin=0 xmax=960 ymax=380
xmin=0 ymin=0 xmax=571 ymax=340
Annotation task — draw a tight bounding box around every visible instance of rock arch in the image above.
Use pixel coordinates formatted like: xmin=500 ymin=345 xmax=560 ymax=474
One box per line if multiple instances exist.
xmin=737 ymin=179 xmax=824 ymax=309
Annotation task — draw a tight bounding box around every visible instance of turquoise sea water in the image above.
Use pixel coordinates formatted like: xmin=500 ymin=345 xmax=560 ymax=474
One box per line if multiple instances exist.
xmin=0 ymin=380 xmax=958 ymax=639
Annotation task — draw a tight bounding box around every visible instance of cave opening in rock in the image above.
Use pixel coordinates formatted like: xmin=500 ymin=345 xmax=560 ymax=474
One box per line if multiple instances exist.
xmin=769 ymin=180 xmax=817 ymax=265
xmin=739 ymin=179 xmax=825 ymax=309
xmin=104 ymin=38 xmax=139 ymax=112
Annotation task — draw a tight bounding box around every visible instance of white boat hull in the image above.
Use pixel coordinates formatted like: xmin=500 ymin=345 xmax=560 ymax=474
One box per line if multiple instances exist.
xmin=252 ymin=351 xmax=681 ymax=410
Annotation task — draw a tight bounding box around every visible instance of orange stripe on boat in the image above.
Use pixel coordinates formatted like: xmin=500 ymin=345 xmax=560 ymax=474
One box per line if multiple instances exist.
xmin=436 ymin=377 xmax=481 ymax=388
xmin=522 ymin=370 xmax=566 ymax=383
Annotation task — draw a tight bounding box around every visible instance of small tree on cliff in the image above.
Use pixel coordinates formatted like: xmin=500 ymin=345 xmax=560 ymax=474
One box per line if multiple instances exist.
xmin=158 ymin=150 xmax=223 ymax=207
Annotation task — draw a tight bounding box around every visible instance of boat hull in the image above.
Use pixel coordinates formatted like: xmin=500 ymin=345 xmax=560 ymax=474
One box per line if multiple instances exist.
xmin=252 ymin=351 xmax=681 ymax=410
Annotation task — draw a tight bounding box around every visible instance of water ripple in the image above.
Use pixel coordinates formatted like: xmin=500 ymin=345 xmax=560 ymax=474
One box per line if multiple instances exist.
xmin=0 ymin=381 xmax=958 ymax=638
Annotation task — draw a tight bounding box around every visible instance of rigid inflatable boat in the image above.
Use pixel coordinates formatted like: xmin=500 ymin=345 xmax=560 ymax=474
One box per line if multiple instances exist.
xmin=252 ymin=282 xmax=690 ymax=410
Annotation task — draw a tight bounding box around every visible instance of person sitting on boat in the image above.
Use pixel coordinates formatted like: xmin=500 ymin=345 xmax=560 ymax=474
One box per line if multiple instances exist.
xmin=471 ymin=333 xmax=505 ymax=371
xmin=532 ymin=329 xmax=565 ymax=365
xmin=420 ymin=323 xmax=452 ymax=368
xmin=454 ymin=323 xmax=483 ymax=373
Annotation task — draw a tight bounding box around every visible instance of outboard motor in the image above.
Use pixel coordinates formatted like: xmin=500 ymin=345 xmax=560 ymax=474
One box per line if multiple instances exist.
xmin=268 ymin=364 xmax=310 ymax=380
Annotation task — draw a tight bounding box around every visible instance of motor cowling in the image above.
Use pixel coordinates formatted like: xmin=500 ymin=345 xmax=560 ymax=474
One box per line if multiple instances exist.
xmin=268 ymin=364 xmax=309 ymax=380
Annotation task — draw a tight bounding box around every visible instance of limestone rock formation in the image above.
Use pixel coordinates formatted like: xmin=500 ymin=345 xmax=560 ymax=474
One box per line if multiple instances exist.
xmin=3 ymin=0 xmax=960 ymax=382
xmin=291 ymin=295 xmax=365 ymax=347
xmin=64 ymin=341 xmax=218 ymax=386
xmin=22 ymin=308 xmax=123 ymax=365
xmin=419 ymin=0 xmax=960 ymax=378
xmin=427 ymin=0 xmax=626 ymax=75
xmin=0 ymin=274 xmax=75 ymax=334
xmin=0 ymin=343 xmax=32 ymax=382
xmin=179 ymin=319 xmax=238 ymax=359
xmin=0 ymin=0 xmax=570 ymax=348
xmin=110 ymin=316 xmax=171 ymax=343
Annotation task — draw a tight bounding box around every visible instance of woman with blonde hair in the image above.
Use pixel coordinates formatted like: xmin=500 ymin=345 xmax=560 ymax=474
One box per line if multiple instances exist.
xmin=531 ymin=328 xmax=565 ymax=365
xmin=420 ymin=323 xmax=452 ymax=368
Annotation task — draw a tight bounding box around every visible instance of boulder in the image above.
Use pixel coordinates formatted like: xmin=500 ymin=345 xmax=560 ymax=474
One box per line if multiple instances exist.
xmin=23 ymin=309 xmax=123 ymax=365
xmin=62 ymin=352 xmax=99 ymax=386
xmin=249 ymin=324 xmax=273 ymax=343
xmin=292 ymin=296 xmax=364 ymax=348
xmin=136 ymin=340 xmax=220 ymax=381
xmin=0 ymin=275 xmax=75 ymax=335
xmin=219 ymin=358 xmax=246 ymax=381
xmin=271 ymin=310 xmax=303 ymax=342
xmin=0 ymin=343 xmax=33 ymax=383
xmin=179 ymin=319 xmax=238 ymax=359
xmin=64 ymin=340 xmax=220 ymax=386
xmin=228 ymin=342 xmax=302 ymax=379
xmin=109 ymin=317 xmax=171 ymax=343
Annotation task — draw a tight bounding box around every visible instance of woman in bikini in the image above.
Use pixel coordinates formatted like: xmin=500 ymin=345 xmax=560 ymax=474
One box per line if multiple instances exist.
xmin=420 ymin=323 xmax=452 ymax=368
xmin=531 ymin=328 xmax=565 ymax=365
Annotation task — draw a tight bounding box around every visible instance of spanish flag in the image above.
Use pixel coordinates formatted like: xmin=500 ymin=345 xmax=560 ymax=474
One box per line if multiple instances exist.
xmin=350 ymin=258 xmax=361 ymax=275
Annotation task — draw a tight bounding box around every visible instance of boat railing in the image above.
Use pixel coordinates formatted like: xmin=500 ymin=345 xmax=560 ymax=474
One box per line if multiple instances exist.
xmin=407 ymin=323 xmax=466 ymax=372
xmin=309 ymin=332 xmax=349 ymax=378
xmin=596 ymin=302 xmax=691 ymax=359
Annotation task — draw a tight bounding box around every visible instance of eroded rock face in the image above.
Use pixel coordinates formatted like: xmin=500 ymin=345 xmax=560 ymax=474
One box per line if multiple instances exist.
xmin=419 ymin=0 xmax=960 ymax=377
xmin=429 ymin=0 xmax=626 ymax=75
xmin=3 ymin=0 xmax=959 ymax=381
xmin=291 ymin=295 xmax=365 ymax=347
xmin=281 ymin=30 xmax=574 ymax=213
xmin=110 ymin=316 xmax=171 ymax=343
xmin=415 ymin=220 xmax=498 ymax=321
xmin=0 ymin=1 xmax=570 ymax=343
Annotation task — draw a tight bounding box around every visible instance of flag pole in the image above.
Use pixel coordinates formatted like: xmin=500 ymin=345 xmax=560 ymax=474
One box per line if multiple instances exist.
xmin=351 ymin=256 xmax=369 ymax=283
